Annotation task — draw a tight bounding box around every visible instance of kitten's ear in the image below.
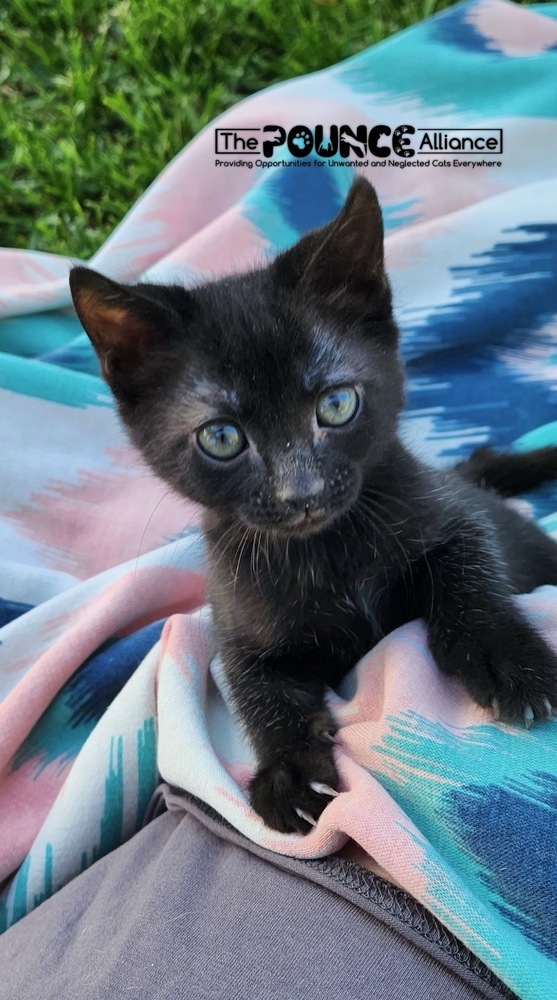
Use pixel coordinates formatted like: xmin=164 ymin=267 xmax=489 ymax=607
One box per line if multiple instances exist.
xmin=274 ymin=177 xmax=388 ymax=310
xmin=69 ymin=267 xmax=186 ymax=381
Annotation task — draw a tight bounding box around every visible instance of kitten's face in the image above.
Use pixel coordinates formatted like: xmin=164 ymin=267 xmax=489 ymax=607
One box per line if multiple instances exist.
xmin=69 ymin=178 xmax=404 ymax=537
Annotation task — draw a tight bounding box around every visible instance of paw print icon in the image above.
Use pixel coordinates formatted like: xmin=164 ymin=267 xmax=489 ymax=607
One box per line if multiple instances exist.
xmin=393 ymin=124 xmax=415 ymax=158
xmin=289 ymin=127 xmax=313 ymax=155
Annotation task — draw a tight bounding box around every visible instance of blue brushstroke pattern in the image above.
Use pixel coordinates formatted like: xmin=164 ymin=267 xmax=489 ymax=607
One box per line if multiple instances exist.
xmin=335 ymin=4 xmax=557 ymax=117
xmin=402 ymin=225 xmax=557 ymax=360
xmin=263 ymin=159 xmax=344 ymax=236
xmin=430 ymin=0 xmax=502 ymax=56
xmin=0 ymin=353 xmax=111 ymax=409
xmin=40 ymin=337 xmax=101 ymax=377
xmin=402 ymin=225 xmax=557 ymax=473
xmin=11 ymin=619 xmax=166 ymax=775
xmin=371 ymin=709 xmax=557 ymax=993
xmin=135 ymin=717 xmax=158 ymax=830
xmin=446 ymin=772 xmax=557 ymax=960
xmin=0 ymin=598 xmax=33 ymax=628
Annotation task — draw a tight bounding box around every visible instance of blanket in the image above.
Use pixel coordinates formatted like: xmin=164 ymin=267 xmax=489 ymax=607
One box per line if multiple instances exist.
xmin=2 ymin=1 xmax=557 ymax=996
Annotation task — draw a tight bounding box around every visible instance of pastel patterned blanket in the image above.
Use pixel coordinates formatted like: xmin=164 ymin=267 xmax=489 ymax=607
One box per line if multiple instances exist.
xmin=2 ymin=1 xmax=557 ymax=996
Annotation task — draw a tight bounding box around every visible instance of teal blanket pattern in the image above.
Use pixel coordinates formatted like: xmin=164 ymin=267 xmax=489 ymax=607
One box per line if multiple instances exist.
xmin=1 ymin=2 xmax=557 ymax=997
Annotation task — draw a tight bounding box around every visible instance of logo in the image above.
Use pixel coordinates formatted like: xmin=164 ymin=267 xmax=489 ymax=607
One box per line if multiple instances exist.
xmin=214 ymin=125 xmax=503 ymax=169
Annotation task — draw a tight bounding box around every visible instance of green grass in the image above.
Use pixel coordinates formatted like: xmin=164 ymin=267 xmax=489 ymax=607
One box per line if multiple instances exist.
xmin=1 ymin=0 xmax=531 ymax=258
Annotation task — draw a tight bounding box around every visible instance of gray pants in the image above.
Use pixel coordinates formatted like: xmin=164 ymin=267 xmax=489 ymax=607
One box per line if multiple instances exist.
xmin=0 ymin=789 xmax=513 ymax=999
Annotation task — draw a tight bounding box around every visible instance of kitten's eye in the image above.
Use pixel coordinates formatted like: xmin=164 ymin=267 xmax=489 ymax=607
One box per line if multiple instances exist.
xmin=197 ymin=422 xmax=246 ymax=460
xmin=316 ymin=386 xmax=359 ymax=427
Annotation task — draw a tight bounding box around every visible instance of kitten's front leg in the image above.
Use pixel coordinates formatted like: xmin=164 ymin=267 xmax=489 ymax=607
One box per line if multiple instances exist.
xmin=225 ymin=646 xmax=339 ymax=833
xmin=422 ymin=518 xmax=557 ymax=721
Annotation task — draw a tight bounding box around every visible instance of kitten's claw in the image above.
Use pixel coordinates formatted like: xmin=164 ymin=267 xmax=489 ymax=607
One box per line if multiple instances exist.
xmin=493 ymin=696 xmax=552 ymax=726
xmin=319 ymin=731 xmax=336 ymax=744
xmin=309 ymin=781 xmax=339 ymax=798
xmin=523 ymin=704 xmax=534 ymax=728
xmin=295 ymin=808 xmax=317 ymax=827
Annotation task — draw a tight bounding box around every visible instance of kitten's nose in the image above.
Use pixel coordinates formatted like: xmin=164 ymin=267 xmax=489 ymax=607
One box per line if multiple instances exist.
xmin=276 ymin=476 xmax=325 ymax=511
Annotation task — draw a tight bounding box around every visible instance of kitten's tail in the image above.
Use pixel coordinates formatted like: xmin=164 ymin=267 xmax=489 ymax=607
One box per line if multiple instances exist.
xmin=455 ymin=445 xmax=557 ymax=497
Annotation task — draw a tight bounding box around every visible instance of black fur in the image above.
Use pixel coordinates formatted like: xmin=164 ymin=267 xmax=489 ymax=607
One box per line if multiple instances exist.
xmin=69 ymin=178 xmax=557 ymax=833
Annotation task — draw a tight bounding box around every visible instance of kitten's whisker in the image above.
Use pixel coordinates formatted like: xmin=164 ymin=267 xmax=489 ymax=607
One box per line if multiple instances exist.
xmin=134 ymin=489 xmax=172 ymax=582
xmin=364 ymin=487 xmax=436 ymax=618
xmin=346 ymin=502 xmax=389 ymax=603
xmin=252 ymin=530 xmax=264 ymax=592
xmin=252 ymin=530 xmax=259 ymax=587
xmin=355 ymin=496 xmax=414 ymax=585
xmin=263 ymin=533 xmax=273 ymax=579
xmin=210 ymin=521 xmax=245 ymax=575
xmin=233 ymin=527 xmax=252 ymax=593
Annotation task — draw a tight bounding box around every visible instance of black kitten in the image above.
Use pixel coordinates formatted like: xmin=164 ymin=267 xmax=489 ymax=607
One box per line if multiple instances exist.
xmin=70 ymin=178 xmax=557 ymax=833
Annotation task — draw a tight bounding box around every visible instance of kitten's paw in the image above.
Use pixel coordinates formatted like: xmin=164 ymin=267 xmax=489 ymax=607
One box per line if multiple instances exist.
xmin=492 ymin=695 xmax=553 ymax=727
xmin=434 ymin=616 xmax=557 ymax=724
xmin=249 ymin=744 xmax=339 ymax=834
